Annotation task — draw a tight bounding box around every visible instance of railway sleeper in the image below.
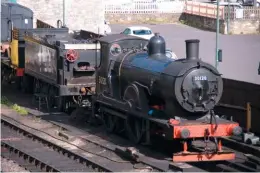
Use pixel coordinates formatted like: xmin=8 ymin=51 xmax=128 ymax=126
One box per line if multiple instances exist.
xmin=244 ymin=160 xmax=260 ymax=170
xmin=2 ymin=118 xmax=147 ymax=172
xmin=2 ymin=143 xmax=60 ymax=172
xmin=246 ymin=155 xmax=260 ymax=165
xmin=216 ymin=164 xmax=240 ymax=172
xmin=1 ymin=146 xmax=42 ymax=172
xmin=228 ymin=161 xmax=258 ymax=172
xmin=221 ymin=137 xmax=260 ymax=157
xmin=1 ymin=125 xmax=97 ymax=172
xmin=2 ymin=139 xmax=93 ymax=172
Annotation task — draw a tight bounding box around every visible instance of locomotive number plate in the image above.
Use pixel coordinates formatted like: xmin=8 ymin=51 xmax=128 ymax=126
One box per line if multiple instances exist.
xmin=194 ymin=76 xmax=208 ymax=81
xmin=98 ymin=76 xmax=106 ymax=85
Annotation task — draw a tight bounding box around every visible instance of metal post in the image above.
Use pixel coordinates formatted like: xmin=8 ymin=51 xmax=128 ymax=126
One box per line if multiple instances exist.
xmin=215 ymin=0 xmax=220 ymax=69
xmin=63 ymin=0 xmax=66 ymax=26
xmin=258 ymin=62 xmax=260 ymax=75
xmin=227 ymin=2 xmax=230 ymax=34
xmin=246 ymin=102 xmax=251 ymax=132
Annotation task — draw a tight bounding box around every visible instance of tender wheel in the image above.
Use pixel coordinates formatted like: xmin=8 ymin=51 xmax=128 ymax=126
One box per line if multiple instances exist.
xmin=125 ymin=116 xmax=144 ymax=144
xmin=57 ymin=96 xmax=66 ymax=112
xmin=48 ymin=86 xmax=56 ymax=109
xmin=33 ymin=79 xmax=41 ymax=94
xmin=20 ymin=75 xmax=33 ymax=93
xmin=15 ymin=77 xmax=22 ymax=90
xmin=102 ymin=112 xmax=118 ymax=133
xmin=1 ymin=67 xmax=7 ymax=84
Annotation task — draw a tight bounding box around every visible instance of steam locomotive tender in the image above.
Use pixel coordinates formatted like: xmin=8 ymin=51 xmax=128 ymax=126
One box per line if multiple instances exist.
xmin=92 ymin=33 xmax=242 ymax=162
xmin=2 ymin=27 xmax=100 ymax=111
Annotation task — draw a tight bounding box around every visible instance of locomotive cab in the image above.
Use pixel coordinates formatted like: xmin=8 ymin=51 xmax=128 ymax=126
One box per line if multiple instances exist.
xmin=96 ymin=34 xmax=149 ymax=97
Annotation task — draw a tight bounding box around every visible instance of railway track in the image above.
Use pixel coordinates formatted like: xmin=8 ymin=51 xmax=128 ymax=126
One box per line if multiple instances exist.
xmin=1 ymin=119 xmax=102 ymax=172
xmin=4 ymin=110 xmax=260 ymax=173
xmin=1 ymin=114 xmax=184 ymax=172
xmin=189 ymin=139 xmax=260 ymax=172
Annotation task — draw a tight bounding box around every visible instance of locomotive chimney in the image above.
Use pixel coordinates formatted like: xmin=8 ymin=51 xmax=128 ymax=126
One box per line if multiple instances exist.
xmin=148 ymin=33 xmax=166 ymax=56
xmin=185 ymin=39 xmax=200 ymax=60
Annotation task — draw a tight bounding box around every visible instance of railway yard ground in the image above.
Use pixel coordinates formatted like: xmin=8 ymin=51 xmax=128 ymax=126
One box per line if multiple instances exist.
xmin=1 ymin=83 xmax=260 ymax=172
xmin=111 ymin=23 xmax=260 ymax=85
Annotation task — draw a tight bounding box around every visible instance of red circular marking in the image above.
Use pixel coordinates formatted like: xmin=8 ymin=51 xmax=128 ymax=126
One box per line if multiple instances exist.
xmin=66 ymin=49 xmax=78 ymax=62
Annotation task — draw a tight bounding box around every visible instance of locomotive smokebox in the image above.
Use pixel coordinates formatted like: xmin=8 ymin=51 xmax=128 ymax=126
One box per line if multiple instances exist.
xmin=148 ymin=33 xmax=166 ymax=56
xmin=185 ymin=39 xmax=200 ymax=60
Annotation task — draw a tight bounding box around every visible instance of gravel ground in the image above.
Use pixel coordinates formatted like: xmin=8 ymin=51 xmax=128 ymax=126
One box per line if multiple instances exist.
xmin=1 ymin=157 xmax=29 ymax=173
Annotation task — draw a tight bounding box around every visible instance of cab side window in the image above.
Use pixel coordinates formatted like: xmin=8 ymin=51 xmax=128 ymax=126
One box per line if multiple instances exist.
xmin=122 ymin=28 xmax=131 ymax=35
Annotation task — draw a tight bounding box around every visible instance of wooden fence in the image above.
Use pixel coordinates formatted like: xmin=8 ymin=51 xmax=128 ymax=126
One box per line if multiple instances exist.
xmin=185 ymin=1 xmax=225 ymax=19
xmin=185 ymin=1 xmax=260 ymax=20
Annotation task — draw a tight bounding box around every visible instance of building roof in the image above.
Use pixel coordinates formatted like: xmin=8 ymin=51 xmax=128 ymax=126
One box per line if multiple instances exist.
xmin=1 ymin=2 xmax=33 ymax=13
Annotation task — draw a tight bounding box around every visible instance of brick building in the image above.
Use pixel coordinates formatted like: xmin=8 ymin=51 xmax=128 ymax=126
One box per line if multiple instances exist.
xmin=16 ymin=0 xmax=105 ymax=34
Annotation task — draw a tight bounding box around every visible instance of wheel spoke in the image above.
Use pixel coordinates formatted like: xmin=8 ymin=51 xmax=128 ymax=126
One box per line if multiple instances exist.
xmin=103 ymin=113 xmax=118 ymax=133
xmin=125 ymin=117 xmax=143 ymax=144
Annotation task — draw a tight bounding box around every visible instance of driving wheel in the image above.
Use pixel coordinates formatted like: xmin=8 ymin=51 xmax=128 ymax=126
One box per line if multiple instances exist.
xmin=103 ymin=112 xmax=118 ymax=133
xmin=125 ymin=116 xmax=143 ymax=144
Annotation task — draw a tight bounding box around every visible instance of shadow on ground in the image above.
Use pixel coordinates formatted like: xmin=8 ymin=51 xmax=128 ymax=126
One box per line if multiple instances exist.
xmin=1 ymin=83 xmax=175 ymax=161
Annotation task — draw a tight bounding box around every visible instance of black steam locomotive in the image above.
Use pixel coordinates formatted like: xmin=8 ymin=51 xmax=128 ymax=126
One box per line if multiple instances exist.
xmin=91 ymin=33 xmax=241 ymax=162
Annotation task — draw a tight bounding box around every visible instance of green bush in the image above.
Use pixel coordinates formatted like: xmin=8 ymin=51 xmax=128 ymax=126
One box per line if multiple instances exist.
xmin=1 ymin=96 xmax=28 ymax=115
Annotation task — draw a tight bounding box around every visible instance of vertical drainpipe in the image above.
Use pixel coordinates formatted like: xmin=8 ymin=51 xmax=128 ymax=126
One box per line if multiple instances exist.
xmin=215 ymin=0 xmax=220 ymax=69
xmin=227 ymin=2 xmax=230 ymax=34
xmin=63 ymin=0 xmax=66 ymax=27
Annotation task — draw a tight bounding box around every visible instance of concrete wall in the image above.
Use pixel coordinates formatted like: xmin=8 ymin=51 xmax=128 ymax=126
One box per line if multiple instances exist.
xmin=228 ymin=20 xmax=260 ymax=34
xmin=105 ymin=13 xmax=181 ymax=24
xmin=180 ymin=13 xmax=226 ymax=33
xmin=16 ymin=0 xmax=105 ymax=34
xmin=181 ymin=13 xmax=260 ymax=35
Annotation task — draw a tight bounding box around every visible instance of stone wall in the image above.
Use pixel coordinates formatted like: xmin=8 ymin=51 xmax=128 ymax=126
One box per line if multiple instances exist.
xmin=180 ymin=13 xmax=226 ymax=33
xmin=181 ymin=13 xmax=260 ymax=35
xmin=16 ymin=0 xmax=105 ymax=34
xmin=228 ymin=20 xmax=260 ymax=34
xmin=105 ymin=13 xmax=181 ymax=24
